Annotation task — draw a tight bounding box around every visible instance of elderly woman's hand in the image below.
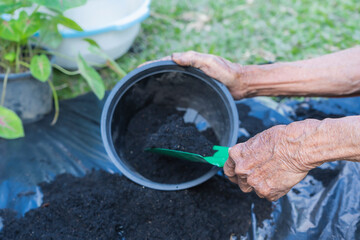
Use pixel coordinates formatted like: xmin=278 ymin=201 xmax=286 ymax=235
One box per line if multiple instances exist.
xmin=139 ymin=51 xmax=248 ymax=99
xmin=224 ymin=120 xmax=324 ymax=201
xmin=172 ymin=51 xmax=247 ymax=99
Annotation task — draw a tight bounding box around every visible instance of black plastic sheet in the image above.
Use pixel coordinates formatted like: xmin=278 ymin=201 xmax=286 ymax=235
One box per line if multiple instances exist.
xmin=1 ymin=94 xmax=360 ymax=239
xmin=0 ymin=93 xmax=119 ymax=217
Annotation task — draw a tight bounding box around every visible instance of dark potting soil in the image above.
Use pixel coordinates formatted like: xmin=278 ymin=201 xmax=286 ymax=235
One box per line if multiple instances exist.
xmin=291 ymin=168 xmax=341 ymax=195
xmin=295 ymin=102 xmax=345 ymax=120
xmin=308 ymin=167 xmax=340 ymax=187
xmin=0 ymin=170 xmax=273 ymax=240
xmin=236 ymin=103 xmax=268 ymax=143
xmin=124 ymin=104 xmax=215 ymax=184
xmin=145 ymin=114 xmax=216 ymax=156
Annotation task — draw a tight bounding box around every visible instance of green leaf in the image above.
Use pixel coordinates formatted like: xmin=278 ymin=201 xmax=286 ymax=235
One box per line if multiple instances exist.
xmin=88 ymin=45 xmax=108 ymax=59
xmin=83 ymin=38 xmax=100 ymax=48
xmin=0 ymin=0 xmax=18 ymax=3
xmin=0 ymin=11 xmax=42 ymax=42
xmin=30 ymin=54 xmax=52 ymax=82
xmin=77 ymin=54 xmax=105 ymax=100
xmin=0 ymin=20 xmax=20 ymax=42
xmin=39 ymin=22 xmax=62 ymax=48
xmin=4 ymin=51 xmax=16 ymax=62
xmin=0 ymin=106 xmax=24 ymax=139
xmin=88 ymin=45 xmax=127 ymax=78
xmin=0 ymin=0 xmax=13 ymax=3
xmin=28 ymin=0 xmax=86 ymax=12
xmin=0 ymin=2 xmax=26 ymax=14
xmin=54 ymin=15 xmax=83 ymax=31
xmin=15 ymin=11 xmax=41 ymax=40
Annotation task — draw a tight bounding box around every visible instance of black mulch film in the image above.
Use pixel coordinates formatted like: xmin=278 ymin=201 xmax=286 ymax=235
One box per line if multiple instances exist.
xmin=1 ymin=94 xmax=360 ymax=240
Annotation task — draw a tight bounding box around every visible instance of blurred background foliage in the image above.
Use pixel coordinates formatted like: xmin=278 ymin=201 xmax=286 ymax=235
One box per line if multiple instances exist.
xmin=54 ymin=0 xmax=360 ymax=99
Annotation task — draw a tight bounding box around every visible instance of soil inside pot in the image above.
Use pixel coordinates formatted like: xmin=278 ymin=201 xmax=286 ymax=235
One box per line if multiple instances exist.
xmin=123 ymin=104 xmax=216 ymax=184
xmin=0 ymin=170 xmax=273 ymax=240
xmin=145 ymin=114 xmax=217 ymax=156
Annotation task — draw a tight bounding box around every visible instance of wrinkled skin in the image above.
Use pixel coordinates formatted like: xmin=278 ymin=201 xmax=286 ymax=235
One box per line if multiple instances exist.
xmin=139 ymin=51 xmax=247 ymax=99
xmin=139 ymin=48 xmax=360 ymax=201
xmin=224 ymin=124 xmax=312 ymax=201
xmin=170 ymin=52 xmax=311 ymax=200
xmin=172 ymin=52 xmax=247 ymax=99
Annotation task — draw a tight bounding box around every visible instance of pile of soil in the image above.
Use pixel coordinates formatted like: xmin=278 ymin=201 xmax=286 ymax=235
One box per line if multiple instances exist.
xmin=124 ymin=104 xmax=215 ymax=183
xmin=0 ymin=170 xmax=273 ymax=240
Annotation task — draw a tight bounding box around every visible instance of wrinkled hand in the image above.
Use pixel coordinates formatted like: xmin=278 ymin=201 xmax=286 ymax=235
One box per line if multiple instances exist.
xmin=138 ymin=51 xmax=248 ymax=99
xmin=172 ymin=51 xmax=247 ymax=99
xmin=224 ymin=123 xmax=316 ymax=201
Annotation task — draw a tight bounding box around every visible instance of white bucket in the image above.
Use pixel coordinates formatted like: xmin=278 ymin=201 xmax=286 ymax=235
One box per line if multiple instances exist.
xmin=55 ymin=0 xmax=151 ymax=69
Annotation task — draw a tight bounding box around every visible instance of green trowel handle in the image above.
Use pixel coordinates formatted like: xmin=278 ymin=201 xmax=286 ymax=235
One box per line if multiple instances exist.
xmin=204 ymin=145 xmax=229 ymax=167
xmin=146 ymin=147 xmax=208 ymax=163
xmin=145 ymin=145 xmax=230 ymax=167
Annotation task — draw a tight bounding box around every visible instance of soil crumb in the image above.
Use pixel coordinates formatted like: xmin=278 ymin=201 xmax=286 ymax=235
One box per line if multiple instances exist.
xmin=308 ymin=167 xmax=340 ymax=187
xmin=292 ymin=188 xmax=301 ymax=194
xmin=123 ymin=104 xmax=215 ymax=183
xmin=0 ymin=170 xmax=273 ymax=240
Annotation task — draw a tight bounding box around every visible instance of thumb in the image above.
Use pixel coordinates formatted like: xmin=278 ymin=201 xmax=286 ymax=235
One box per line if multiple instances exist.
xmin=172 ymin=52 xmax=188 ymax=66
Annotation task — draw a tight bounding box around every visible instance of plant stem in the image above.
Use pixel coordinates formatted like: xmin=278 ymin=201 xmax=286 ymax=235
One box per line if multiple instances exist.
xmin=106 ymin=60 xmax=127 ymax=79
xmin=1 ymin=68 xmax=10 ymax=106
xmin=48 ymin=80 xmax=59 ymax=125
xmin=19 ymin=61 xmax=30 ymax=68
xmin=52 ymin=64 xmax=80 ymax=75
xmin=31 ymin=4 xmax=42 ymax=49
xmin=28 ymin=42 xmax=33 ymax=59
xmin=15 ymin=43 xmax=20 ymax=73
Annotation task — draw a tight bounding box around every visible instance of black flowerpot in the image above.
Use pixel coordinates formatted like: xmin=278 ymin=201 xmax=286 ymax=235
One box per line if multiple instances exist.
xmin=0 ymin=69 xmax=52 ymax=124
xmin=101 ymin=61 xmax=238 ymax=190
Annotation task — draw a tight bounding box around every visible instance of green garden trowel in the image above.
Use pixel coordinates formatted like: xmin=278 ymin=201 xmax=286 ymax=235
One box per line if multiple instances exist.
xmin=145 ymin=145 xmax=229 ymax=167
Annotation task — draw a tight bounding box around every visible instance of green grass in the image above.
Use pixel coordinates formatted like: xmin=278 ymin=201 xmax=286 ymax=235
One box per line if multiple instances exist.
xmin=54 ymin=0 xmax=360 ymax=99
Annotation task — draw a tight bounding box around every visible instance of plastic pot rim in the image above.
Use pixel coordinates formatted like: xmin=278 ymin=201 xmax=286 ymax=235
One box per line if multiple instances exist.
xmin=101 ymin=60 xmax=238 ymax=191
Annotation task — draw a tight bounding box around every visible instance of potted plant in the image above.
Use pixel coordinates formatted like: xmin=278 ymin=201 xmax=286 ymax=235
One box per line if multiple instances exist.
xmin=0 ymin=0 xmax=126 ymax=139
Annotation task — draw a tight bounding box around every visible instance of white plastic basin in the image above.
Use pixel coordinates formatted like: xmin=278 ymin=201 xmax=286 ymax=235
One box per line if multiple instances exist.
xmin=55 ymin=0 xmax=151 ymax=69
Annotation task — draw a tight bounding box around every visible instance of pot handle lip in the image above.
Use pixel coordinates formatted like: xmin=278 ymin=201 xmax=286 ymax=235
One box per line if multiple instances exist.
xmin=61 ymin=0 xmax=151 ymax=38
